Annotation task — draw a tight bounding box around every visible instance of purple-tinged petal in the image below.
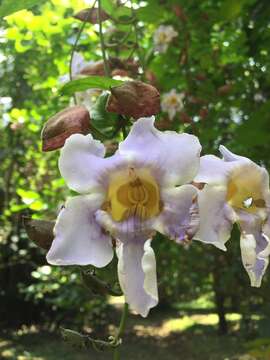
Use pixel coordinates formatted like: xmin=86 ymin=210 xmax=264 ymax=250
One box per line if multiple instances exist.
xmin=118 ymin=117 xmax=201 ymax=186
xmin=117 ymin=239 xmax=158 ymax=317
xmin=237 ymin=210 xmax=270 ymax=287
xmin=194 ymin=155 xmax=243 ymax=186
xmin=95 ymin=210 xmax=154 ymax=243
xmin=154 ymin=184 xmax=199 ymax=243
xmin=47 ymin=194 xmax=113 ymax=267
xmin=194 ymin=184 xmax=235 ymax=250
xmin=71 ymin=52 xmax=88 ymax=77
xmin=59 ymin=133 xmax=123 ymax=194
xmin=219 ymin=145 xmax=251 ymax=163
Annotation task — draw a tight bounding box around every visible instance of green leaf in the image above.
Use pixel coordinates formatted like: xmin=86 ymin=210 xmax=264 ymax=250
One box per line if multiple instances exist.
xmin=218 ymin=0 xmax=249 ymax=21
xmin=60 ymin=76 xmax=124 ymax=96
xmin=100 ymin=0 xmax=116 ymax=16
xmin=136 ymin=4 xmax=164 ymax=23
xmin=0 ymin=0 xmax=45 ymax=18
xmin=90 ymin=93 xmax=118 ymax=136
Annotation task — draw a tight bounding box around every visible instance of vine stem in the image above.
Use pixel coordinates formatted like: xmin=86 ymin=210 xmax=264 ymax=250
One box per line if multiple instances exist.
xmin=69 ymin=22 xmax=86 ymax=83
xmin=113 ymin=303 xmax=129 ymax=360
xmin=69 ymin=0 xmax=97 ymax=104
xmin=97 ymin=0 xmax=110 ymax=77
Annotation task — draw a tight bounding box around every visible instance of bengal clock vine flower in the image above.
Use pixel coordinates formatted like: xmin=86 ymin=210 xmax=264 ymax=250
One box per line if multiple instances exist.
xmin=194 ymin=145 xmax=270 ymax=287
xmin=46 ymin=117 xmax=201 ymax=317
xmin=161 ymin=89 xmax=185 ymax=120
xmin=153 ymin=25 xmax=178 ymax=53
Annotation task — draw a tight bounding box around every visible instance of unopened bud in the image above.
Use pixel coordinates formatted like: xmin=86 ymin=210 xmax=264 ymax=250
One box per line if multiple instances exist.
xmin=180 ymin=112 xmax=192 ymax=124
xmin=217 ymin=84 xmax=233 ymax=96
xmin=41 ymin=106 xmax=90 ymax=151
xmin=172 ymin=5 xmax=187 ymax=21
xmin=107 ymin=80 xmax=160 ymax=119
xmin=156 ymin=118 xmax=172 ymax=130
xmin=73 ymin=8 xmax=109 ymax=24
xmin=199 ymin=108 xmax=208 ymax=119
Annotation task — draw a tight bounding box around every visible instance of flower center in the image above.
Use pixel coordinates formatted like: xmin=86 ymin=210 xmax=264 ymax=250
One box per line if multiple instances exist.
xmin=158 ymin=33 xmax=168 ymax=43
xmin=103 ymin=167 xmax=161 ymax=222
xmin=168 ymin=97 xmax=178 ymax=106
xmin=226 ymin=165 xmax=266 ymax=213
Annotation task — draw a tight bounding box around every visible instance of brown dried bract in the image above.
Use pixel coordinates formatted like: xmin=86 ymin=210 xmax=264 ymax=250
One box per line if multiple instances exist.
xmin=73 ymin=8 xmax=109 ymax=24
xmin=106 ymin=80 xmax=160 ymax=119
xmin=217 ymin=83 xmax=233 ymax=96
xmin=41 ymin=106 xmax=90 ymax=152
xmin=180 ymin=112 xmax=192 ymax=124
xmin=23 ymin=217 xmax=55 ymax=250
xmin=79 ymin=58 xmax=139 ymax=78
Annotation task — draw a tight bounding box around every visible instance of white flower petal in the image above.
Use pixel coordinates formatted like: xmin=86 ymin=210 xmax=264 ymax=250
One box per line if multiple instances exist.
xmin=95 ymin=209 xmax=154 ymax=243
xmin=59 ymin=133 xmax=122 ymax=194
xmin=154 ymin=184 xmax=199 ymax=243
xmin=119 ymin=117 xmax=201 ymax=186
xmin=238 ymin=210 xmax=270 ymax=287
xmin=194 ymin=184 xmax=235 ymax=250
xmin=194 ymin=155 xmax=242 ymax=185
xmin=219 ymin=145 xmax=250 ymax=163
xmin=71 ymin=52 xmax=86 ymax=77
xmin=47 ymin=194 xmax=113 ymax=267
xmin=117 ymin=239 xmax=158 ymax=317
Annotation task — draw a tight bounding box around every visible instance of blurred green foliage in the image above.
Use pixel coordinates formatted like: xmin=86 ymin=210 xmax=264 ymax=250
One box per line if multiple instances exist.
xmin=1 ymin=0 xmax=270 ymax=338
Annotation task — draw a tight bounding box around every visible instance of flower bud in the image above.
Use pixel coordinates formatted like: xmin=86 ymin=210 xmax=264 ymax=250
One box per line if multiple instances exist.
xmin=199 ymin=108 xmax=208 ymax=119
xmin=180 ymin=112 xmax=192 ymax=124
xmin=217 ymin=83 xmax=233 ymax=96
xmin=41 ymin=106 xmax=90 ymax=151
xmin=106 ymin=81 xmax=160 ymax=119
xmin=73 ymin=8 xmax=109 ymax=24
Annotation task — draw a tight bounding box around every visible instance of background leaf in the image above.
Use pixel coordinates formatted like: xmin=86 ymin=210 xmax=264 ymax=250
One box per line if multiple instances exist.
xmin=0 ymin=0 xmax=45 ymax=18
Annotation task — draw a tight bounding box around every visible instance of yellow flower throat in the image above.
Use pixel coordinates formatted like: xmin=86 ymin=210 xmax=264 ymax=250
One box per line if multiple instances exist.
xmin=226 ymin=166 xmax=266 ymax=212
xmin=103 ymin=168 xmax=161 ymax=222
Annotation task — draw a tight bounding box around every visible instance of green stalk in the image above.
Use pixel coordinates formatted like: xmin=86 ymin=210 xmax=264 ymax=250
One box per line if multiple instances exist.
xmin=97 ymin=0 xmax=110 ymax=77
xmin=113 ymin=303 xmax=129 ymax=360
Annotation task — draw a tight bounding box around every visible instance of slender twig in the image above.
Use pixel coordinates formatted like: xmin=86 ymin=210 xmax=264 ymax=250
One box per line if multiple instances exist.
xmin=113 ymin=303 xmax=129 ymax=360
xmin=69 ymin=0 xmax=98 ymax=104
xmin=69 ymin=23 xmax=86 ymax=83
xmin=97 ymin=0 xmax=110 ymax=76
xmin=130 ymin=1 xmax=145 ymax=76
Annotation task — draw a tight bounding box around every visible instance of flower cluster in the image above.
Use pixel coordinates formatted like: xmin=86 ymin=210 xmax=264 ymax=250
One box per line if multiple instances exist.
xmin=153 ymin=25 xmax=178 ymax=53
xmin=46 ymin=116 xmax=270 ymax=317
xmin=161 ymin=89 xmax=184 ymax=120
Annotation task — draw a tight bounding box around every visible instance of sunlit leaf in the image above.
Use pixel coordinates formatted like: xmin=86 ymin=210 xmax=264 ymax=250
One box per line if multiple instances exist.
xmin=60 ymin=77 xmax=124 ymax=96
xmin=90 ymin=92 xmax=118 ymax=136
xmin=0 ymin=0 xmax=46 ymax=18
xmin=100 ymin=0 xmax=115 ymax=16
xmin=136 ymin=4 xmax=165 ymax=23
xmin=218 ymin=0 xmax=251 ymax=21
